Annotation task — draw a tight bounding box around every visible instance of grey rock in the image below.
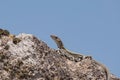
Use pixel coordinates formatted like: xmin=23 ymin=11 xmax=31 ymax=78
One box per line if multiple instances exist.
xmin=0 ymin=30 xmax=119 ymax=80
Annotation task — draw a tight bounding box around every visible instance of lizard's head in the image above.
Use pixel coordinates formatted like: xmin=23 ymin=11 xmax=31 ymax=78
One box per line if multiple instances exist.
xmin=50 ymin=35 xmax=61 ymax=42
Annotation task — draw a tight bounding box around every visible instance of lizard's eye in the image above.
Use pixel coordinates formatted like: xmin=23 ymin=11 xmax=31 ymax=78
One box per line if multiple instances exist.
xmin=55 ymin=37 xmax=57 ymax=39
xmin=54 ymin=36 xmax=57 ymax=39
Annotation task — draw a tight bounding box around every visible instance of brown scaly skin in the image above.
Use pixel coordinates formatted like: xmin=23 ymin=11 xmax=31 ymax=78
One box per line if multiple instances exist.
xmin=50 ymin=34 xmax=110 ymax=80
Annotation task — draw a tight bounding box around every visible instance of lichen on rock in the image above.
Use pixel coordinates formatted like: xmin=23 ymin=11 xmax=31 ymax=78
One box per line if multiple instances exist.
xmin=0 ymin=29 xmax=119 ymax=80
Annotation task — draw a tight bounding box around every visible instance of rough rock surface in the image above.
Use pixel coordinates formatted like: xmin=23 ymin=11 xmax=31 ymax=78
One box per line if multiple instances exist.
xmin=0 ymin=30 xmax=119 ymax=80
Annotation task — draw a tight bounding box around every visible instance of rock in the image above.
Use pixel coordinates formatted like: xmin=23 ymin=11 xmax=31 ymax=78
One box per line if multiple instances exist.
xmin=0 ymin=29 xmax=119 ymax=80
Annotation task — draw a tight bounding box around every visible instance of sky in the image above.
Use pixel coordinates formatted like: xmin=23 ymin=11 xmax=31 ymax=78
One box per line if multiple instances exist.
xmin=0 ymin=0 xmax=120 ymax=77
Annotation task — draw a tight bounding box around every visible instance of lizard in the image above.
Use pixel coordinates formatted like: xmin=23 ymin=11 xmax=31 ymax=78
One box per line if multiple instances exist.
xmin=50 ymin=34 xmax=110 ymax=80
xmin=50 ymin=34 xmax=90 ymax=61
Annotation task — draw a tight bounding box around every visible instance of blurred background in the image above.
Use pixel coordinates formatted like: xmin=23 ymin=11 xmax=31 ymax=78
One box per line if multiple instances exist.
xmin=0 ymin=0 xmax=120 ymax=77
